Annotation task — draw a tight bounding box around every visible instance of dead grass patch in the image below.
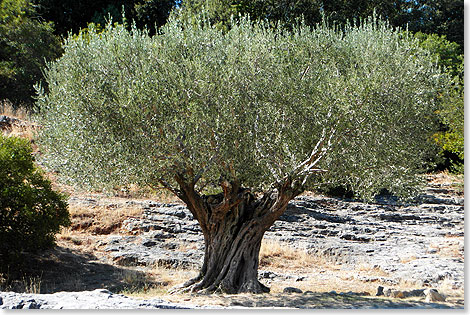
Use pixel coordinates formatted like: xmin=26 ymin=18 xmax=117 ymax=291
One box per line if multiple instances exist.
xmin=67 ymin=203 xmax=143 ymax=235
xmin=429 ymin=239 xmax=464 ymax=260
xmin=428 ymin=171 xmax=464 ymax=195
xmin=399 ymin=255 xmax=418 ymax=264
xmin=259 ymin=239 xmax=326 ymax=269
xmin=0 ymin=100 xmax=31 ymax=120
xmin=120 ymin=266 xmax=198 ymax=297
xmin=258 ymin=239 xmax=394 ymax=296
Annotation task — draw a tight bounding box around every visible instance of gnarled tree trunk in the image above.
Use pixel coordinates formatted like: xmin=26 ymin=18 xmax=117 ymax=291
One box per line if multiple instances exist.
xmin=171 ymin=175 xmax=301 ymax=294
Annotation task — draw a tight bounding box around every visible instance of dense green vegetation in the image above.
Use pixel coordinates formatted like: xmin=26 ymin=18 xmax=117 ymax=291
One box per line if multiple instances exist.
xmin=0 ymin=0 xmax=463 ymax=172
xmin=412 ymin=32 xmax=464 ymax=173
xmin=0 ymin=134 xmax=69 ymax=271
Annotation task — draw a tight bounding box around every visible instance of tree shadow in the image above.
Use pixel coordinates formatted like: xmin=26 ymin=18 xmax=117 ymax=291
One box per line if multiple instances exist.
xmin=213 ymin=292 xmax=460 ymax=309
xmin=282 ymin=202 xmax=352 ymax=224
xmin=2 ymin=245 xmax=155 ymax=294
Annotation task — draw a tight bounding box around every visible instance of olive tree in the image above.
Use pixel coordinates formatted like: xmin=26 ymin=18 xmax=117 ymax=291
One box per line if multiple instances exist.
xmin=36 ymin=16 xmax=448 ymax=294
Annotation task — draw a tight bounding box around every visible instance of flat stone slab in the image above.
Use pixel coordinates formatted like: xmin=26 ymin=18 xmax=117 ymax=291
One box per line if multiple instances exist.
xmin=0 ymin=289 xmax=197 ymax=309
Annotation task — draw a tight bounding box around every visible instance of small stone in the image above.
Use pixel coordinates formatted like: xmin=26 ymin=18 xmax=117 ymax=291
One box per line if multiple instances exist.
xmin=283 ymin=287 xmax=303 ymax=293
xmin=384 ymin=288 xmax=392 ymax=297
xmin=403 ymin=289 xmax=424 ymax=298
xmin=376 ymin=286 xmax=384 ymax=296
xmin=390 ymin=290 xmax=405 ymax=298
xmin=424 ymin=288 xmax=446 ymax=302
xmin=142 ymin=240 xmax=157 ymax=247
xmin=22 ymin=300 xmax=40 ymax=309
xmin=94 ymin=289 xmax=113 ymax=294
xmin=259 ymin=271 xmax=277 ymax=279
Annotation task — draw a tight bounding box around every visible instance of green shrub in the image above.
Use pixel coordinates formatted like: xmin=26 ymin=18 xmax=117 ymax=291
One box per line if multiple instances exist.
xmin=0 ymin=135 xmax=69 ymax=269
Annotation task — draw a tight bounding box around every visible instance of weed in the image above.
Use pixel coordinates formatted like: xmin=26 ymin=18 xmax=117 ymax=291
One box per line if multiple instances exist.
xmin=0 ymin=100 xmax=31 ymax=121
xmin=22 ymin=275 xmax=42 ymax=294
xmin=259 ymin=239 xmax=326 ymax=269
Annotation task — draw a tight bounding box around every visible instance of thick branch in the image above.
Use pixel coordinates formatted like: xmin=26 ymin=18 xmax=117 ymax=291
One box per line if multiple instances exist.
xmin=174 ymin=173 xmax=209 ymax=235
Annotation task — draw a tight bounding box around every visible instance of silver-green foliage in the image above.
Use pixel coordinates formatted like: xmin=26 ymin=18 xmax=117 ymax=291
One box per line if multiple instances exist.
xmin=36 ymin=16 xmax=448 ymax=200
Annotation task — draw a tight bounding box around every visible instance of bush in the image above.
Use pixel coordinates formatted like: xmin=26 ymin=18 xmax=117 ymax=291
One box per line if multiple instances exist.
xmin=0 ymin=134 xmax=69 ymax=269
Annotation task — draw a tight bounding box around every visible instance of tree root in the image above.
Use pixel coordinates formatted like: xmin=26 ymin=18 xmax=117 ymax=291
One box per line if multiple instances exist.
xmin=168 ymin=275 xmax=202 ymax=295
xmin=170 ymin=276 xmax=270 ymax=295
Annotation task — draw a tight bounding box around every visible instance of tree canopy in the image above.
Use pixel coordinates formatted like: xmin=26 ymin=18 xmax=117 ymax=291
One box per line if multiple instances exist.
xmin=38 ymin=15 xmax=448 ymax=200
xmin=179 ymin=0 xmax=463 ymax=52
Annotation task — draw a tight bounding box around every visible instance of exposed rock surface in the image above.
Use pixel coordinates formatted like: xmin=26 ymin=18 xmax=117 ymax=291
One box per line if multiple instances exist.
xmin=0 ymin=289 xmax=201 ymax=309
xmin=2 ymin=175 xmax=462 ymax=309
xmin=104 ymin=178 xmax=464 ymax=291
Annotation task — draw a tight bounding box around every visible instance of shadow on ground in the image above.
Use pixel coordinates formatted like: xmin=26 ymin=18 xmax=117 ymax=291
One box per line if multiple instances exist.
xmin=189 ymin=292 xmax=462 ymax=309
xmin=2 ymin=246 xmax=153 ymax=294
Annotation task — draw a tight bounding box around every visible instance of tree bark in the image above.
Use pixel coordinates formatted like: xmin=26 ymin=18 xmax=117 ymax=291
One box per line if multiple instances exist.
xmin=171 ymin=174 xmax=301 ymax=294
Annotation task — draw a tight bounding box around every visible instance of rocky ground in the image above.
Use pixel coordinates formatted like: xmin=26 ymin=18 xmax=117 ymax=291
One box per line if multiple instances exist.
xmin=0 ymin=173 xmax=464 ymax=309
xmin=106 ymin=174 xmax=464 ymax=296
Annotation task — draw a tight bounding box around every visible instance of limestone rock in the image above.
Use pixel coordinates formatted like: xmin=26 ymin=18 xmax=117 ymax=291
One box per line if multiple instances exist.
xmin=424 ymin=289 xmax=446 ymax=302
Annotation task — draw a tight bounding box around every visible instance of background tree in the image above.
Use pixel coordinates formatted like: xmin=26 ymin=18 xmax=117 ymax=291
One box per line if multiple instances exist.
xmin=0 ymin=0 xmax=62 ymax=109
xmin=179 ymin=0 xmax=322 ymax=31
xmin=37 ymin=16 xmax=449 ymax=294
xmin=407 ymin=0 xmax=463 ymax=52
xmin=413 ymin=31 xmax=464 ymax=172
xmin=34 ymin=0 xmax=177 ymax=36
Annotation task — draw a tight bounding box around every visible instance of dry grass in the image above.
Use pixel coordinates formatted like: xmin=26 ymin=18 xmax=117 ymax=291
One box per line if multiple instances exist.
xmin=428 ymin=171 xmax=464 ymax=195
xmin=119 ymin=266 xmax=198 ymax=297
xmin=259 ymin=239 xmax=326 ymax=269
xmin=0 ymin=100 xmax=31 ymax=120
xmin=428 ymin=239 xmax=464 ymax=260
xmin=399 ymin=255 xmax=418 ymax=264
xmin=432 ymin=170 xmax=463 ymax=182
xmin=0 ymin=100 xmax=39 ymax=143
xmin=259 ymin=239 xmax=395 ymax=295
xmin=0 ymin=274 xmax=43 ymax=294
xmin=66 ymin=203 xmax=143 ymax=235
xmin=122 ymin=239 xmax=424 ymax=299
xmin=436 ymin=277 xmax=464 ymax=298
